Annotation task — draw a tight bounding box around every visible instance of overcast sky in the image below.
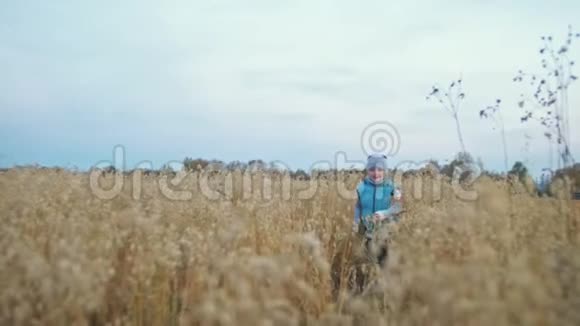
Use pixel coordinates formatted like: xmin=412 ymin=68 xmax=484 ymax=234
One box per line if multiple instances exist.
xmin=1 ymin=0 xmax=579 ymax=174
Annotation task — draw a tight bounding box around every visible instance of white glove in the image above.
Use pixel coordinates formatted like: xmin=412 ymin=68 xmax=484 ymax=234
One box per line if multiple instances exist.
xmin=373 ymin=212 xmax=387 ymax=223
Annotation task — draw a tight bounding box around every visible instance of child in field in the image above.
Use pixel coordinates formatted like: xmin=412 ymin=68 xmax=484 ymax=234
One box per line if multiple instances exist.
xmin=353 ymin=154 xmax=403 ymax=266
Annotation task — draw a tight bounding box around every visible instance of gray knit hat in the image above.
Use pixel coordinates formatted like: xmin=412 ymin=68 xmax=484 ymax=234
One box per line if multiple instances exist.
xmin=366 ymin=154 xmax=387 ymax=170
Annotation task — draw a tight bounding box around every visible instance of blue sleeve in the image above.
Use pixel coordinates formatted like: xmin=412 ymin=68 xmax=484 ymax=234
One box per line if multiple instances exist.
xmin=354 ymin=192 xmax=362 ymax=224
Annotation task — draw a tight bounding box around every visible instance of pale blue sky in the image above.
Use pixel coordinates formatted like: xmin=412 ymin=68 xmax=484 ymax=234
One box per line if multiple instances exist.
xmin=1 ymin=0 xmax=579 ymax=173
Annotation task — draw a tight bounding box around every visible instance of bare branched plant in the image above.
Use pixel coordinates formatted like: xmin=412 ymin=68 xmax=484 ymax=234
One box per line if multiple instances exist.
xmin=426 ymin=78 xmax=467 ymax=154
xmin=514 ymin=25 xmax=580 ymax=168
xmin=480 ymin=99 xmax=509 ymax=172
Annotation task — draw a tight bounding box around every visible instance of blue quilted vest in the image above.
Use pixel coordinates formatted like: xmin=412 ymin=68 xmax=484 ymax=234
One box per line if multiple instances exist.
xmin=356 ymin=177 xmax=394 ymax=219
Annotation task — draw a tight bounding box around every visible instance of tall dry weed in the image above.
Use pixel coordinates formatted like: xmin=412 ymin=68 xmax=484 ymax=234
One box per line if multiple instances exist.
xmin=0 ymin=168 xmax=579 ymax=325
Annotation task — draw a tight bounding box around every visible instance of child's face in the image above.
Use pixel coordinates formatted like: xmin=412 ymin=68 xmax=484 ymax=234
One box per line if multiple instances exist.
xmin=367 ymin=168 xmax=384 ymax=182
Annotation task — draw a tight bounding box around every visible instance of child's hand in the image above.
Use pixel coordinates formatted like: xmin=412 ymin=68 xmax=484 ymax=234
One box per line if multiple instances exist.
xmin=373 ymin=212 xmax=385 ymax=223
xmin=393 ymin=188 xmax=402 ymax=201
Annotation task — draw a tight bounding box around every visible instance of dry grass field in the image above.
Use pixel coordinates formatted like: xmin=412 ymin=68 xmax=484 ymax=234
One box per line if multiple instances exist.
xmin=1 ymin=167 xmax=579 ymax=325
